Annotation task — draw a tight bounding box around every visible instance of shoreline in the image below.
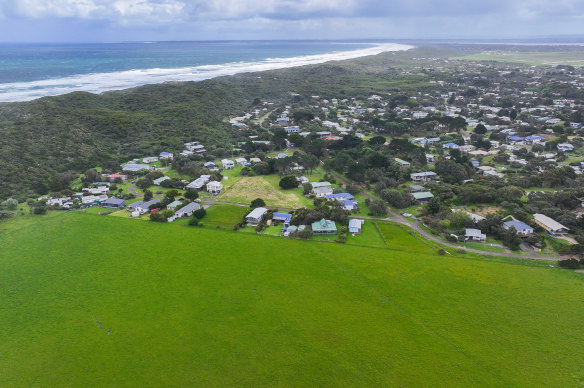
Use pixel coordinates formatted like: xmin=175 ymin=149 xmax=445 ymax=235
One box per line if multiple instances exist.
xmin=0 ymin=43 xmax=413 ymax=103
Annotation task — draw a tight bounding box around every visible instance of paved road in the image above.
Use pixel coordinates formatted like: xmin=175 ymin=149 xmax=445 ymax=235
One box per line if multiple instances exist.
xmin=128 ymin=183 xmax=139 ymax=195
xmin=326 ymin=170 xmax=562 ymax=261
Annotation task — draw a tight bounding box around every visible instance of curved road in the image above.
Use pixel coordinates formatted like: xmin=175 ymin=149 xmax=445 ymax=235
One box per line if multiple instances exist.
xmin=326 ymin=171 xmax=562 ymax=261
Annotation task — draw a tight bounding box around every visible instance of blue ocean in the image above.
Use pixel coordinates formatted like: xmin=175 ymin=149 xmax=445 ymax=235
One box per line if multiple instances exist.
xmin=0 ymin=41 xmax=411 ymax=102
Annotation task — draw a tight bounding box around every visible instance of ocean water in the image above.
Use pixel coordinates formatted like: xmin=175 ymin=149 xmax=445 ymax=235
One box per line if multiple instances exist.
xmin=0 ymin=41 xmax=412 ymax=102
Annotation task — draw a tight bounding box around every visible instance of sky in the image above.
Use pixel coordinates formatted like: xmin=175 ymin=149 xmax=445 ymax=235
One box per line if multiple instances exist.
xmin=0 ymin=0 xmax=583 ymax=42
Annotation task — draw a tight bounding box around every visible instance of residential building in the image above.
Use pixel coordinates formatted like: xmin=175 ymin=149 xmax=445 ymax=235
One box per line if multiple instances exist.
xmin=153 ymin=176 xmax=170 ymax=186
xmin=142 ymin=156 xmax=159 ymax=164
xmin=465 ymin=228 xmax=486 ymax=242
xmin=100 ymin=198 xmax=126 ymax=209
xmin=348 ymin=219 xmax=364 ymax=234
xmin=221 ymin=159 xmax=235 ymax=169
xmin=235 ymin=157 xmax=248 ymax=166
xmin=246 ymin=207 xmax=268 ymax=225
xmin=410 ymin=171 xmax=437 ymax=183
xmin=557 ymin=143 xmax=574 ymax=152
xmin=175 ymin=202 xmax=201 ymax=218
xmin=284 ymin=126 xmax=300 ymax=133
xmin=533 ymin=214 xmax=569 ymax=236
xmin=311 ymin=219 xmax=337 ymax=235
xmin=412 ymin=192 xmax=434 ymax=205
xmin=122 ymin=164 xmax=150 ymax=173
xmin=186 ymin=175 xmax=210 ymax=190
xmin=395 ymin=158 xmax=411 ymax=168
xmin=206 ymin=181 xmax=223 ymax=195
xmin=503 ymin=220 xmax=534 ymax=236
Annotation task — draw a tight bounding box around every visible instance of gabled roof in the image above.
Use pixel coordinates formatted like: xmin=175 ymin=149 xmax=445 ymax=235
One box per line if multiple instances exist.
xmin=504 ymin=220 xmax=532 ymax=232
xmin=311 ymin=218 xmax=337 ymax=232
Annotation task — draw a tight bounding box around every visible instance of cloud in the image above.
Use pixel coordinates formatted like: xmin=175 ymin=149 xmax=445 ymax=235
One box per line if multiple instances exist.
xmin=0 ymin=0 xmax=583 ymax=40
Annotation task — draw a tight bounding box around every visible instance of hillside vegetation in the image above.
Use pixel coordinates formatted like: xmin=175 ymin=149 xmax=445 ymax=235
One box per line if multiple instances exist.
xmin=0 ymin=48 xmax=443 ymax=200
xmin=1 ymin=212 xmax=583 ymax=386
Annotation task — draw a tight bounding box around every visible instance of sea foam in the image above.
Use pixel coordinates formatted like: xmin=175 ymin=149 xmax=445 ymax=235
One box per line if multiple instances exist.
xmin=0 ymin=43 xmax=412 ymax=103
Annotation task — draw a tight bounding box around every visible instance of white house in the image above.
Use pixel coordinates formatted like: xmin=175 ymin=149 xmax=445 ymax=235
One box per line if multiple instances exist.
xmin=246 ymin=207 xmax=268 ymax=225
xmin=410 ymin=171 xmax=437 ymax=183
xmin=221 ymin=159 xmax=235 ymax=169
xmin=465 ymin=228 xmax=486 ymax=242
xmin=235 ymin=157 xmax=248 ymax=166
xmin=142 ymin=156 xmax=159 ymax=164
xmin=557 ymin=143 xmax=574 ymax=152
xmin=174 ymin=202 xmax=201 ymax=218
xmin=186 ymin=175 xmax=210 ymax=190
xmin=284 ymin=126 xmax=300 ymax=134
xmin=311 ymin=182 xmax=333 ymax=197
xmin=206 ymin=181 xmax=223 ymax=195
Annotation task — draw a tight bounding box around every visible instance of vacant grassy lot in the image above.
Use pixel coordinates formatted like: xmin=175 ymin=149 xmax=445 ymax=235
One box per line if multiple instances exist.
xmin=1 ymin=213 xmax=583 ymax=387
xmin=203 ymin=204 xmax=248 ymax=229
xmin=217 ymin=176 xmax=305 ymax=208
xmin=453 ymin=51 xmax=584 ymax=66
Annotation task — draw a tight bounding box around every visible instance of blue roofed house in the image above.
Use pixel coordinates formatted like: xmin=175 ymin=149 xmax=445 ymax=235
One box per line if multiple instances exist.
xmin=503 ymin=220 xmax=534 ymax=237
xmin=325 ymin=193 xmax=355 ymax=201
xmin=273 ymin=212 xmax=292 ymax=228
xmin=101 ymin=197 xmax=126 ymax=209
xmin=348 ymin=219 xmax=364 ymax=234
xmin=443 ymin=142 xmax=459 ymax=149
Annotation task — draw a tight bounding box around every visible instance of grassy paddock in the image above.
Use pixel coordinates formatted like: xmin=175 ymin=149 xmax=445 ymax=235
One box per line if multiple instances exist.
xmin=0 ymin=213 xmax=583 ymax=387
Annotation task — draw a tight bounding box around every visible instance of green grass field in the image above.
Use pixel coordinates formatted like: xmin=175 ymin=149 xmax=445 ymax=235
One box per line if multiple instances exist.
xmin=202 ymin=204 xmax=248 ymax=229
xmin=1 ymin=213 xmax=584 ymax=387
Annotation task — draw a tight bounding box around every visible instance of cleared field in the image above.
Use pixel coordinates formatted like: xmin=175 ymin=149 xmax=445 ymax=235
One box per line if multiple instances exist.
xmin=346 ymin=220 xmax=387 ymax=248
xmin=203 ymin=204 xmax=248 ymax=229
xmin=453 ymin=51 xmax=584 ymax=66
xmin=217 ymin=176 xmax=304 ymax=208
xmin=1 ymin=213 xmax=583 ymax=387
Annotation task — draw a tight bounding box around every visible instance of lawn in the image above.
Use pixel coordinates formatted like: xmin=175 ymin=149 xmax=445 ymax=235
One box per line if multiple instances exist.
xmin=217 ymin=176 xmax=305 ymax=209
xmin=202 ymin=204 xmax=248 ymax=229
xmin=346 ymin=220 xmax=387 ymax=248
xmin=1 ymin=213 xmax=583 ymax=387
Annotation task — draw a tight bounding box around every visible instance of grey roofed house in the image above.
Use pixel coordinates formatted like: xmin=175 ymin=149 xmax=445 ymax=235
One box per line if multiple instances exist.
xmin=533 ymin=213 xmax=569 ymax=236
xmin=313 ymin=186 xmax=334 ymax=197
xmin=122 ymin=163 xmax=151 ymax=172
xmin=451 ymin=208 xmax=485 ymax=223
xmin=246 ymin=207 xmax=268 ymax=225
xmin=409 ymin=185 xmax=425 ymax=193
xmin=100 ymin=197 xmax=126 ymax=209
xmin=175 ymin=202 xmax=201 ymax=218
xmin=128 ymin=199 xmax=160 ymax=213
xmin=465 ymin=228 xmax=486 ymax=242
xmin=412 ymin=191 xmax=434 ymax=204
xmin=153 ymin=176 xmax=170 ymax=185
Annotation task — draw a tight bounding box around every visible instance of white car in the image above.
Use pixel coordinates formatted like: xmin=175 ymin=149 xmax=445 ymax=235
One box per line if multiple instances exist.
xmin=401 ymin=212 xmax=413 ymax=217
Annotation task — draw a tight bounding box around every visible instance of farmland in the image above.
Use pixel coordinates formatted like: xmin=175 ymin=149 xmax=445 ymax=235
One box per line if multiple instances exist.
xmin=452 ymin=50 xmax=584 ymax=66
xmin=1 ymin=212 xmax=584 ymax=386
xmin=217 ymin=176 xmax=305 ymax=209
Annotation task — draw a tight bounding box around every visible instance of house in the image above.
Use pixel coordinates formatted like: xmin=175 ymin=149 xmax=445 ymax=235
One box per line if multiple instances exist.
xmin=143 ymin=156 xmax=159 ymax=164
xmin=122 ymin=163 xmax=150 ymax=172
xmin=348 ymin=219 xmax=364 ymax=234
xmin=81 ymin=195 xmax=107 ymax=206
xmin=46 ymin=197 xmax=72 ymax=208
xmin=409 ymin=185 xmax=425 ymax=193
xmin=204 ymin=161 xmax=217 ymax=169
xmin=206 ymin=181 xmax=223 ymax=195
xmin=153 ymin=176 xmax=170 ymax=186
xmin=503 ymin=220 xmax=534 ymax=236
xmin=159 ymin=152 xmax=174 ymax=160
xmin=465 ymin=228 xmax=486 ymax=242
xmin=249 ymin=157 xmax=262 ymax=164
xmin=186 ymin=175 xmax=211 ymax=190
xmin=311 ymin=219 xmax=337 ymax=235
xmin=410 ymin=171 xmax=437 ymax=183
xmin=83 ymin=186 xmax=109 ymax=195
xmin=451 ymin=208 xmax=485 ymax=223
xmin=341 ymin=200 xmax=359 ymax=211
xmin=557 ymin=143 xmax=574 ymax=152
xmin=284 ymin=126 xmax=300 ymax=134
xmin=109 ymin=173 xmax=127 ymax=181
xmin=221 ymin=159 xmax=235 ymax=169
xmin=273 ymin=212 xmax=292 ymax=227
xmin=100 ymin=197 xmax=126 ymax=209
xmin=412 ymin=192 xmax=434 ymax=205
xmin=276 ymin=153 xmax=289 ymax=159
xmin=325 ymin=193 xmax=355 ymax=201
xmin=276 ymin=116 xmax=290 ymax=125
xmin=395 ymin=158 xmax=411 ymax=168
xmin=166 ymin=200 xmax=183 ymax=210
xmin=443 ymin=142 xmax=459 ymax=149
xmin=128 ymin=199 xmax=160 ymax=214
xmin=533 ymin=214 xmax=569 ymax=236
xmin=175 ymin=202 xmax=201 ymax=218
xmin=235 ymin=157 xmax=248 ymax=166
xmin=246 ymin=207 xmax=268 ymax=225
xmin=311 ymin=182 xmax=333 ymax=197
xmin=425 ymin=154 xmax=436 ymax=164
xmin=297 ymin=176 xmax=309 ymax=186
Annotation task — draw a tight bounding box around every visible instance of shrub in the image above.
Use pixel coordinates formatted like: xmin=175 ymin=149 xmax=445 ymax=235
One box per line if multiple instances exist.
xmin=279 ymin=175 xmax=298 ymax=190
xmin=558 ymin=258 xmax=582 ymax=269
xmin=250 ymin=198 xmax=266 ymax=208
xmin=193 ymin=208 xmax=207 ymax=219
xmin=189 ymin=217 xmax=200 ymax=226
xmin=437 ymin=249 xmax=446 ymax=255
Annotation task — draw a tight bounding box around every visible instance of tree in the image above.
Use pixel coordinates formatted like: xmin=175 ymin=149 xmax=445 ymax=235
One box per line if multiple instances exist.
xmin=474 ymin=124 xmax=487 ymax=135
xmin=165 ymin=189 xmax=180 ymax=200
xmin=136 ymin=178 xmax=152 ymax=191
xmin=143 ymin=189 xmax=153 ymax=201
xmin=184 ymin=190 xmax=199 ymax=200
xmin=368 ymin=199 xmax=387 ymax=216
xmin=304 ymin=154 xmax=320 ymax=174
xmin=368 ymin=136 xmax=386 ymax=146
xmin=279 ymin=175 xmax=298 ymax=190
xmin=250 ymin=198 xmax=266 ymax=208
xmin=2 ymin=198 xmax=18 ymax=211
xmin=193 ymin=208 xmax=207 ymax=219
xmin=302 ymin=183 xmax=313 ymax=196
